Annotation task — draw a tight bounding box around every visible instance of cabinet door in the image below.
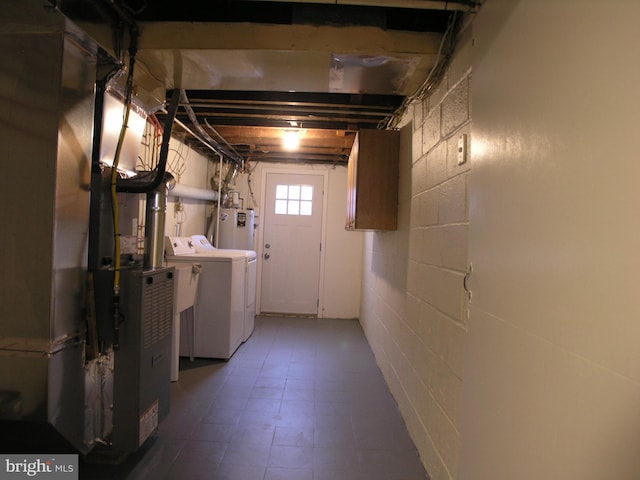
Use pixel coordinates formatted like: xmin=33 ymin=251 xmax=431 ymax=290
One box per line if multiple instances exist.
xmin=346 ymin=129 xmax=399 ymax=231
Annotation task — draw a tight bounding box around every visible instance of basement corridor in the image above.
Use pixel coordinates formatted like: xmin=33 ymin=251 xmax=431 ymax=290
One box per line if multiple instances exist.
xmin=80 ymin=315 xmax=428 ymax=479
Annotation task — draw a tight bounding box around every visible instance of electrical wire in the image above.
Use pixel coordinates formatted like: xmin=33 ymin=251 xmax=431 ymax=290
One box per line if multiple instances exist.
xmin=178 ymin=89 xmax=244 ymax=166
xmin=168 ymin=147 xmax=187 ymax=181
xmin=379 ymin=10 xmax=462 ymax=130
xmin=204 ymin=119 xmax=245 ymax=168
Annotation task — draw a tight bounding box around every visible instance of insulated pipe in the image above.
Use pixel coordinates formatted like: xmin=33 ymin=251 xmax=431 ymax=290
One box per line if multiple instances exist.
xmin=168 ymin=183 xmax=219 ymax=202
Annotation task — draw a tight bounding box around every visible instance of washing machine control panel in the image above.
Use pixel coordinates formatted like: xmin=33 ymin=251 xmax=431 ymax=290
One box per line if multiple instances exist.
xmin=165 ymin=236 xmax=195 ymax=256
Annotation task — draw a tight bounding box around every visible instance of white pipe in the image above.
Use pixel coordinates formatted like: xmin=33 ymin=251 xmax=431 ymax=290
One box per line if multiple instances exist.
xmin=168 ymin=183 xmax=219 ymax=202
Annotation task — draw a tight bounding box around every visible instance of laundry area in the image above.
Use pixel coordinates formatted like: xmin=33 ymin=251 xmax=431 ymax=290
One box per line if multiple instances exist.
xmin=2 ymin=1 xmax=640 ymax=480
xmin=0 ymin=0 xmax=416 ymax=475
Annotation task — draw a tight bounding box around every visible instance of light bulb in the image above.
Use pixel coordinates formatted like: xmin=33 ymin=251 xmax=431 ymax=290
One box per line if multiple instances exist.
xmin=283 ymin=130 xmax=300 ymax=150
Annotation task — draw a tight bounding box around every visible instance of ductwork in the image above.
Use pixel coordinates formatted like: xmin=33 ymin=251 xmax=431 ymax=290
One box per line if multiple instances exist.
xmin=116 ymin=89 xmax=181 ymax=194
xmin=0 ymin=2 xmax=101 ymax=453
xmin=145 ymin=174 xmax=176 ymax=269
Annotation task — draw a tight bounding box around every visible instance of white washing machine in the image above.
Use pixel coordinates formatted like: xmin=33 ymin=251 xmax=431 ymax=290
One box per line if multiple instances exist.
xmin=190 ymin=235 xmax=257 ymax=342
xmin=165 ymin=236 xmax=246 ymax=360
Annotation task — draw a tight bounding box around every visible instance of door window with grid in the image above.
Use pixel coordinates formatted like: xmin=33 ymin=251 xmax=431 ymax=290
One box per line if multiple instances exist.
xmin=274 ymin=184 xmax=313 ymax=216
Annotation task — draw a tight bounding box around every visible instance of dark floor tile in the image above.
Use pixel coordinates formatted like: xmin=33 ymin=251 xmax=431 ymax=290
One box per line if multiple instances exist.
xmin=173 ymin=440 xmax=228 ymax=464
xmin=255 ymin=376 xmax=288 ymax=389
xmin=221 ymin=442 xmax=271 ymax=467
xmin=163 ymin=460 xmax=220 ymax=480
xmin=358 ymin=449 xmax=429 ymax=479
xmin=230 ymin=424 xmax=276 ymax=445
xmin=214 ymin=462 xmax=266 ymax=480
xmin=282 ymin=386 xmax=315 ymax=402
xmin=251 ymin=386 xmax=285 ymax=399
xmin=280 ymin=399 xmax=315 ymax=415
xmin=75 ymin=316 xmax=428 ymax=480
xmin=272 ymin=426 xmax=315 ymax=447
xmin=264 ymin=467 xmax=313 ymax=480
xmin=268 ymin=445 xmax=314 ymax=469
xmin=314 ymin=423 xmax=355 ymax=447
xmin=201 ymin=407 xmax=242 ymax=425
xmin=313 ymin=446 xmax=358 ymax=470
xmin=190 ymin=423 xmax=236 ymax=443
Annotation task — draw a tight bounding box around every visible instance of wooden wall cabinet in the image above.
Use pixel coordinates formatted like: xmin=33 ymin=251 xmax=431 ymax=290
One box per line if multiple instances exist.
xmin=346 ymin=129 xmax=400 ymax=231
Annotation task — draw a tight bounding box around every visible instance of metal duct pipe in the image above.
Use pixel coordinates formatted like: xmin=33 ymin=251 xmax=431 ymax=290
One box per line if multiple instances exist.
xmin=0 ymin=3 xmax=99 ymax=454
xmin=116 ymin=88 xmax=179 ymax=271
xmin=145 ymin=173 xmax=175 ymax=269
xmin=223 ymin=163 xmax=240 ymax=187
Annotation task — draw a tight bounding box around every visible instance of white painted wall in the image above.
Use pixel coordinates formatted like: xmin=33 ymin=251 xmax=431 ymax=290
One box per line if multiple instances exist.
xmin=359 ymin=25 xmax=472 ymax=479
xmin=361 ymin=0 xmax=640 ymax=479
xmin=322 ymin=165 xmax=364 ymax=318
xmin=134 ymin=132 xmax=214 ymax=240
xmin=157 ymin=148 xmax=363 ymax=319
xmin=237 ymin=162 xmax=363 ymax=319
xmin=460 ymin=1 xmax=640 ymax=479
xmin=162 ymin=138 xmax=212 ymax=239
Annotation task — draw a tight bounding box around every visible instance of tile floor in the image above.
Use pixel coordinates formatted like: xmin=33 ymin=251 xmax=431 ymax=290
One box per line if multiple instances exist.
xmin=10 ymin=316 xmax=430 ymax=479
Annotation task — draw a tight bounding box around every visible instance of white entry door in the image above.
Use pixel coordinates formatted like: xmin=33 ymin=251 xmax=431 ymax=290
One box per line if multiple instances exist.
xmin=260 ymin=172 xmax=324 ymax=315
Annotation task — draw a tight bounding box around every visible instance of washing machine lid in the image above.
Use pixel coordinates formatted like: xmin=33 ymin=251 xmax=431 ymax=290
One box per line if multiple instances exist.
xmin=218 ymin=248 xmax=257 ymax=260
xmin=191 ymin=234 xmax=216 ymax=252
xmin=190 ymin=234 xmax=257 ymax=260
xmin=166 ymin=253 xmax=240 ymax=263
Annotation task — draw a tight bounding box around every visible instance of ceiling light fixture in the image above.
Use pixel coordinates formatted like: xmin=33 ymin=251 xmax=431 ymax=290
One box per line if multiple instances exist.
xmin=283 ymin=129 xmax=301 ymax=150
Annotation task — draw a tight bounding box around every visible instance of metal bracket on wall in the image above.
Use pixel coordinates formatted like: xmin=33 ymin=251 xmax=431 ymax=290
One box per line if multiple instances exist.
xmin=463 ymin=262 xmax=473 ymax=301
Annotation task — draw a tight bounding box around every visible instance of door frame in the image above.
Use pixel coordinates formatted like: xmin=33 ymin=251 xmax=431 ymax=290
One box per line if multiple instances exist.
xmin=256 ymin=166 xmax=329 ymax=317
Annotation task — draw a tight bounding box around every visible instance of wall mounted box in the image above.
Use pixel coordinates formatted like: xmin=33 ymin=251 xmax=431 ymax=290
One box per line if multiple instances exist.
xmin=346 ymin=129 xmax=400 ymax=231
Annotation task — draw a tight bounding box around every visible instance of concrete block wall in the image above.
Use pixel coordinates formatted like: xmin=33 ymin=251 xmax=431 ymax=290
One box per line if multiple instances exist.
xmin=360 ymin=28 xmax=472 ymax=480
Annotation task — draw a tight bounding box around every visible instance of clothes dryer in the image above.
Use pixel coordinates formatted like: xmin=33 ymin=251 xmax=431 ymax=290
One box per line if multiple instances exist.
xmin=190 ymin=235 xmax=257 ymax=341
xmin=165 ymin=236 xmax=246 ymax=360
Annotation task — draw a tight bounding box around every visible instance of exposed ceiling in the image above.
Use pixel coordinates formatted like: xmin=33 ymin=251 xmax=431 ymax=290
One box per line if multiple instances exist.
xmin=55 ymin=0 xmax=475 ymax=166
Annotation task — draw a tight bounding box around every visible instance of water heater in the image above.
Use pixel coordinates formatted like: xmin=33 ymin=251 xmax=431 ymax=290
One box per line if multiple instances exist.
xmin=218 ymin=208 xmax=255 ymax=250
